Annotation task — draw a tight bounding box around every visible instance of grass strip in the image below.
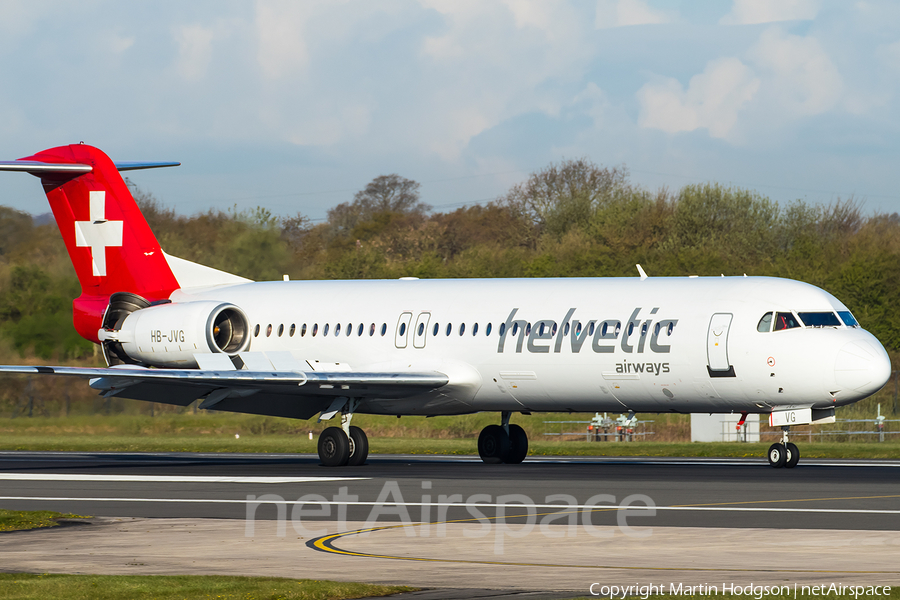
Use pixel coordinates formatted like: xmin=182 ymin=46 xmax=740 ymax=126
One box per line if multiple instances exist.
xmin=0 ymin=574 xmax=412 ymax=600
xmin=0 ymin=434 xmax=898 ymax=459
xmin=0 ymin=509 xmax=90 ymax=532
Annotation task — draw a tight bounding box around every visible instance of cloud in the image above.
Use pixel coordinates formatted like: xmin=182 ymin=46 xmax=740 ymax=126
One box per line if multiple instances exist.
xmin=595 ymin=0 xmax=674 ymax=28
xmin=174 ymin=25 xmax=215 ymax=80
xmin=255 ymin=0 xmax=317 ymax=79
xmin=720 ymin=0 xmax=819 ymax=25
xmin=747 ymin=28 xmax=842 ymax=116
xmin=636 ymin=57 xmax=759 ymax=139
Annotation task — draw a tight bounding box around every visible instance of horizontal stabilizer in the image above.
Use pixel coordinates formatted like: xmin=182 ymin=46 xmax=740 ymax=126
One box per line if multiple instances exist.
xmin=0 ymin=161 xmax=92 ymax=174
xmin=114 ymin=161 xmax=181 ymax=171
xmin=0 ymin=160 xmax=179 ymax=175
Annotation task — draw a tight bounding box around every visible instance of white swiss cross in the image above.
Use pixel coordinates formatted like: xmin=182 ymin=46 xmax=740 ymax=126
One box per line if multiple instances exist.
xmin=74 ymin=191 xmax=123 ymax=277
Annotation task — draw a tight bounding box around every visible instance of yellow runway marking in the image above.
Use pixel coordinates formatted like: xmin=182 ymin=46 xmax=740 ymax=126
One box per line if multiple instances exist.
xmin=309 ymin=493 xmax=900 ymax=573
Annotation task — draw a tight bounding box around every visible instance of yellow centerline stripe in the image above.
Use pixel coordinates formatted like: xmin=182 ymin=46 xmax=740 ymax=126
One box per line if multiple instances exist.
xmin=309 ymin=494 xmax=899 ymax=572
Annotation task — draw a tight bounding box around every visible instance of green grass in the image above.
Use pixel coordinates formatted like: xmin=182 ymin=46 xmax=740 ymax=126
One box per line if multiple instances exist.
xmin=0 ymin=432 xmax=898 ymax=459
xmin=0 ymin=574 xmax=412 ymax=600
xmin=0 ymin=509 xmax=90 ymax=532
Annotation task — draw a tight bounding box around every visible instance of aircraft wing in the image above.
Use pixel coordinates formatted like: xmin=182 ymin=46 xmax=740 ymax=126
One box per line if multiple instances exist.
xmin=0 ymin=364 xmax=449 ymax=420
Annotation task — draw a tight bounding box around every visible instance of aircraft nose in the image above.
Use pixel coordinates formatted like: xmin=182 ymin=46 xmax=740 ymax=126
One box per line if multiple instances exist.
xmin=834 ymin=339 xmax=892 ymax=397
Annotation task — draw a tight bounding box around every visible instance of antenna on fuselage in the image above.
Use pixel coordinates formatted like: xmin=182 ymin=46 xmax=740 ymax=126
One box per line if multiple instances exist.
xmin=636 ymin=264 xmax=648 ymax=280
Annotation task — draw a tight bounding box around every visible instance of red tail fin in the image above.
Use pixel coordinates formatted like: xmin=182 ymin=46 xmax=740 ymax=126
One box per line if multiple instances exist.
xmin=14 ymin=144 xmax=180 ymax=342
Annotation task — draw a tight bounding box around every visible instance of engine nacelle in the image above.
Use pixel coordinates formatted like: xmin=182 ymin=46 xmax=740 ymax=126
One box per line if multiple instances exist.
xmin=98 ymin=301 xmax=251 ymax=368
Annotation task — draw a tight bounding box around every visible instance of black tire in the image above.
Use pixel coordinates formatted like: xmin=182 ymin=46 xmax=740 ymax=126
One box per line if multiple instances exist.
xmin=785 ymin=442 xmax=800 ymax=469
xmin=478 ymin=424 xmax=511 ymax=464
xmin=505 ymin=424 xmax=528 ymax=464
xmin=347 ymin=426 xmax=369 ymax=467
xmin=318 ymin=427 xmax=350 ymax=467
xmin=767 ymin=442 xmax=787 ymax=468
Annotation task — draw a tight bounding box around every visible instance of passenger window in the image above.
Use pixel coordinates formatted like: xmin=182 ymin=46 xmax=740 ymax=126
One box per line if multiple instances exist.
xmin=564 ymin=322 xmax=570 ymax=335
xmin=335 ymin=323 xmax=341 ymax=336
xmin=486 ymin=323 xmax=492 ymax=336
xmin=757 ymin=312 xmax=773 ymax=333
xmin=369 ymin=323 xmax=375 ymax=336
xmin=418 ymin=323 xmax=425 ymax=336
xmin=346 ymin=323 xmax=352 ymax=336
xmin=551 ymin=322 xmax=557 ymax=336
xmin=589 ymin=322 xmax=595 ymax=336
xmin=798 ymin=312 xmax=842 ymax=328
xmin=266 ymin=324 xmax=272 ymax=337
xmin=254 ymin=324 xmax=260 ymax=337
xmin=472 ymin=323 xmax=478 ymax=336
xmin=433 ymin=323 xmax=439 ymax=336
xmin=446 ymin=323 xmax=452 ymax=336
xmin=301 ymin=323 xmax=307 ymax=337
xmin=459 ymin=323 xmax=466 ymax=336
xmin=399 ymin=322 xmax=406 ymax=336
xmin=512 ymin=323 xmax=519 ymax=335
xmin=277 ymin=324 xmax=284 ymax=337
xmin=773 ymin=312 xmax=800 ymax=331
xmin=575 ymin=322 xmax=582 ymax=336
xmin=380 ymin=323 xmax=387 ymax=336
xmin=312 ymin=324 xmax=318 ymax=336
xmin=525 ymin=323 xmax=531 ymax=336
xmin=499 ymin=323 xmax=506 ymax=336
xmin=357 ymin=323 xmax=364 ymax=336
xmin=323 ymin=323 xmax=329 ymax=336
xmin=289 ymin=324 xmax=296 ymax=337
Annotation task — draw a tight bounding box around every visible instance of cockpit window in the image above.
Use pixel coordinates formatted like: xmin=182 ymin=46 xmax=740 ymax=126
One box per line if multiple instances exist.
xmin=757 ymin=312 xmax=773 ymax=333
xmin=773 ymin=312 xmax=800 ymax=331
xmin=798 ymin=312 xmax=842 ymax=328
xmin=838 ymin=311 xmax=859 ymax=328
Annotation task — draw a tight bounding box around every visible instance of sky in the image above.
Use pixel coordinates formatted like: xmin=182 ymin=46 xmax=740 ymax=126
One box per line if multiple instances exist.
xmin=2 ymin=0 xmax=900 ymax=222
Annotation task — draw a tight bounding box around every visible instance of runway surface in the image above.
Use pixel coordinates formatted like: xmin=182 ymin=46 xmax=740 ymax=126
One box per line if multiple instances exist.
xmin=2 ymin=451 xmax=900 ymax=595
xmin=0 ymin=451 xmax=898 ymax=529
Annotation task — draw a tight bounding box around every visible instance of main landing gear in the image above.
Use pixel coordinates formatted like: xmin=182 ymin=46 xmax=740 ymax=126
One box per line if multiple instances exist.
xmin=477 ymin=411 xmax=528 ymax=464
xmin=317 ymin=399 xmax=369 ymax=467
xmin=767 ymin=426 xmax=800 ymax=469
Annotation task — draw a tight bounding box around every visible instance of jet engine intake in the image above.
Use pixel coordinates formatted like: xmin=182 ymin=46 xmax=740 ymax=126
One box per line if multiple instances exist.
xmin=98 ymin=301 xmax=251 ymax=368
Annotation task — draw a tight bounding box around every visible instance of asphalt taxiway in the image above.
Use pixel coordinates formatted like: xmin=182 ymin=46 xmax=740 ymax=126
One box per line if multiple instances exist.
xmin=1 ymin=451 xmax=899 ymax=595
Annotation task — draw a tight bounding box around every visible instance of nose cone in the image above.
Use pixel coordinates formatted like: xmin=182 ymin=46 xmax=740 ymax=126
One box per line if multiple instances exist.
xmin=835 ymin=339 xmax=892 ymax=397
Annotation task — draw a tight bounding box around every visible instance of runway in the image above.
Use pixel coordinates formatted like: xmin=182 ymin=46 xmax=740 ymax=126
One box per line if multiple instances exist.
xmin=1 ymin=451 xmax=899 ymax=595
xmin=0 ymin=451 xmax=898 ymax=529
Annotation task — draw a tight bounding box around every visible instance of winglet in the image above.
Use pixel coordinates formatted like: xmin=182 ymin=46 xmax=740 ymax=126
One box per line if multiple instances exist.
xmin=636 ymin=264 xmax=648 ymax=280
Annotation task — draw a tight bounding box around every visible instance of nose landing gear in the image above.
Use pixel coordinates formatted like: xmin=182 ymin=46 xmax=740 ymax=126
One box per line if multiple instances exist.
xmin=767 ymin=426 xmax=800 ymax=469
xmin=477 ymin=411 xmax=529 ymax=464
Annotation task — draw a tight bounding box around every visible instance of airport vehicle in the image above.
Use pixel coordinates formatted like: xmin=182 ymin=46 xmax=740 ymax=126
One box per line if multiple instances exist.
xmin=0 ymin=144 xmax=891 ymax=468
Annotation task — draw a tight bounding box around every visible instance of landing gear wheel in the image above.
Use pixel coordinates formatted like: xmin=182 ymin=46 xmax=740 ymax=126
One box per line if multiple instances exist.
xmin=347 ymin=426 xmax=369 ymax=466
xmin=505 ymin=424 xmax=528 ymax=464
xmin=767 ymin=443 xmax=787 ymax=468
xmin=318 ymin=426 xmax=350 ymax=467
xmin=478 ymin=424 xmax=511 ymax=464
xmin=784 ymin=442 xmax=800 ymax=469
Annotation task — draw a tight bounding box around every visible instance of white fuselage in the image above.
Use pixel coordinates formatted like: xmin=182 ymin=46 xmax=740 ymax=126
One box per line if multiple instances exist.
xmin=167 ymin=276 xmax=891 ymax=417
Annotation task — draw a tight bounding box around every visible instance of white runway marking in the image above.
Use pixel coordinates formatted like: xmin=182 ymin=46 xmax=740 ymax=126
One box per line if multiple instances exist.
xmin=0 ymin=474 xmax=370 ymax=484
xmin=0 ymin=496 xmax=898 ymax=514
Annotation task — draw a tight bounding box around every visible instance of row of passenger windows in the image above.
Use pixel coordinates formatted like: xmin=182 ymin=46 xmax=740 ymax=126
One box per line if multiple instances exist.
xmin=251 ymin=319 xmax=677 ymax=339
xmin=757 ymin=310 xmax=858 ymax=333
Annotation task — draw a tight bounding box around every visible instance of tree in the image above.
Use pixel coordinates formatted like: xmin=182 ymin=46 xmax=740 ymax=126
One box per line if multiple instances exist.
xmin=328 ymin=174 xmax=429 ymax=234
xmin=500 ymin=158 xmax=631 ymax=237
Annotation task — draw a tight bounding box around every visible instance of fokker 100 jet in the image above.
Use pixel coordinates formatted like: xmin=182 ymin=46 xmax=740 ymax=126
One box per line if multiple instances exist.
xmin=0 ymin=144 xmax=891 ymax=468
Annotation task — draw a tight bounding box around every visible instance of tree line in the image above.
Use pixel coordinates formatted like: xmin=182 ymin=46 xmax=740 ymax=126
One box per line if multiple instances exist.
xmin=1 ymin=158 xmax=899 ymax=361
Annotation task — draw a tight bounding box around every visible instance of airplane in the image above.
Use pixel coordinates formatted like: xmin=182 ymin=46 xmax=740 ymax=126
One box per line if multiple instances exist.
xmin=0 ymin=143 xmax=892 ymax=468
